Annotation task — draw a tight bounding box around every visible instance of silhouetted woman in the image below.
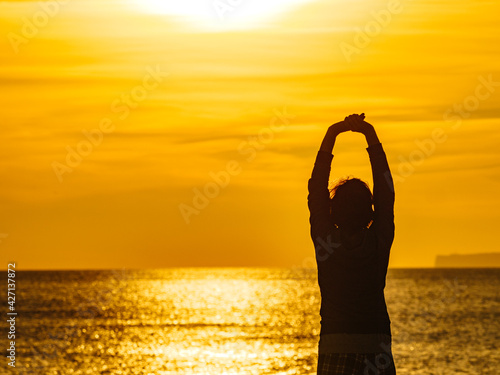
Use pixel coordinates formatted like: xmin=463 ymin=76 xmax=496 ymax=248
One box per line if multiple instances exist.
xmin=308 ymin=114 xmax=396 ymax=374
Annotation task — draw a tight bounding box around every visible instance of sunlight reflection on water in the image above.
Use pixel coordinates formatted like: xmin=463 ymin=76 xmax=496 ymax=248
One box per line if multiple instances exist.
xmin=11 ymin=268 xmax=500 ymax=374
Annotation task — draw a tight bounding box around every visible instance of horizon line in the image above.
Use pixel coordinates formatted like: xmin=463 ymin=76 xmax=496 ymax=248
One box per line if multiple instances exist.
xmin=4 ymin=266 xmax=500 ymax=272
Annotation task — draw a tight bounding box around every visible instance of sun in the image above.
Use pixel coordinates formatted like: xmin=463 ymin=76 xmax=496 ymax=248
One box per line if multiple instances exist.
xmin=128 ymin=0 xmax=314 ymax=31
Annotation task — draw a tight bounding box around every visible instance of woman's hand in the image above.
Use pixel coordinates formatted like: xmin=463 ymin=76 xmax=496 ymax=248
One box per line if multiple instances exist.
xmin=347 ymin=113 xmax=380 ymax=146
xmin=319 ymin=113 xmax=378 ymax=153
xmin=344 ymin=113 xmax=374 ymax=134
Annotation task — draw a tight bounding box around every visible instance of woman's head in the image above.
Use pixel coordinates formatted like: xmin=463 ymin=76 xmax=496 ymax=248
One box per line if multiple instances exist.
xmin=330 ymin=177 xmax=374 ymax=231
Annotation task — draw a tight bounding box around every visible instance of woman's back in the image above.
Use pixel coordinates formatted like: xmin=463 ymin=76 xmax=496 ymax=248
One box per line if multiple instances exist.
xmin=308 ymin=114 xmax=396 ymax=374
xmin=315 ymin=226 xmax=391 ymax=334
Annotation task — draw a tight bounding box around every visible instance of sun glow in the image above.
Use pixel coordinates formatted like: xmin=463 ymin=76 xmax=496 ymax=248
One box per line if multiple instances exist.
xmin=129 ymin=0 xmax=314 ymax=30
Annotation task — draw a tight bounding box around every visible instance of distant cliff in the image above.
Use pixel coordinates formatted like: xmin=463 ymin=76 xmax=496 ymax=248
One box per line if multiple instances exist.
xmin=435 ymin=253 xmax=500 ymax=268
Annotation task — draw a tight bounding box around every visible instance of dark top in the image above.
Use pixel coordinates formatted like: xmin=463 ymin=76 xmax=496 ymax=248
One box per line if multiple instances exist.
xmin=308 ymin=142 xmax=395 ymax=336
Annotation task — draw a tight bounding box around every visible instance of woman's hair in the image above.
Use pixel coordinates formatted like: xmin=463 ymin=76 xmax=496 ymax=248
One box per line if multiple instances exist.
xmin=329 ymin=177 xmax=374 ymax=230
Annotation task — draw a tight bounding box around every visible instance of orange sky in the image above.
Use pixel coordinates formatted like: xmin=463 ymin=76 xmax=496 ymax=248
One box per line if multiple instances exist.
xmin=1 ymin=0 xmax=499 ymax=269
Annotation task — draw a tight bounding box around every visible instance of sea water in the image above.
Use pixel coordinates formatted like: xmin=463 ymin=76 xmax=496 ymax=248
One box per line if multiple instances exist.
xmin=5 ymin=268 xmax=499 ymax=374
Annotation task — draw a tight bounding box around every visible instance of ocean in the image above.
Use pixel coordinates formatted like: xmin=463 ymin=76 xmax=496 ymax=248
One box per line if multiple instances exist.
xmin=4 ymin=268 xmax=499 ymax=374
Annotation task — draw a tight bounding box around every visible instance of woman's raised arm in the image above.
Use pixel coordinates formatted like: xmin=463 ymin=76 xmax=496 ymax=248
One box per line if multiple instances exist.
xmin=351 ymin=117 xmax=395 ymax=249
xmin=319 ymin=114 xmax=365 ymax=153
xmin=308 ymin=115 xmax=360 ymax=249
